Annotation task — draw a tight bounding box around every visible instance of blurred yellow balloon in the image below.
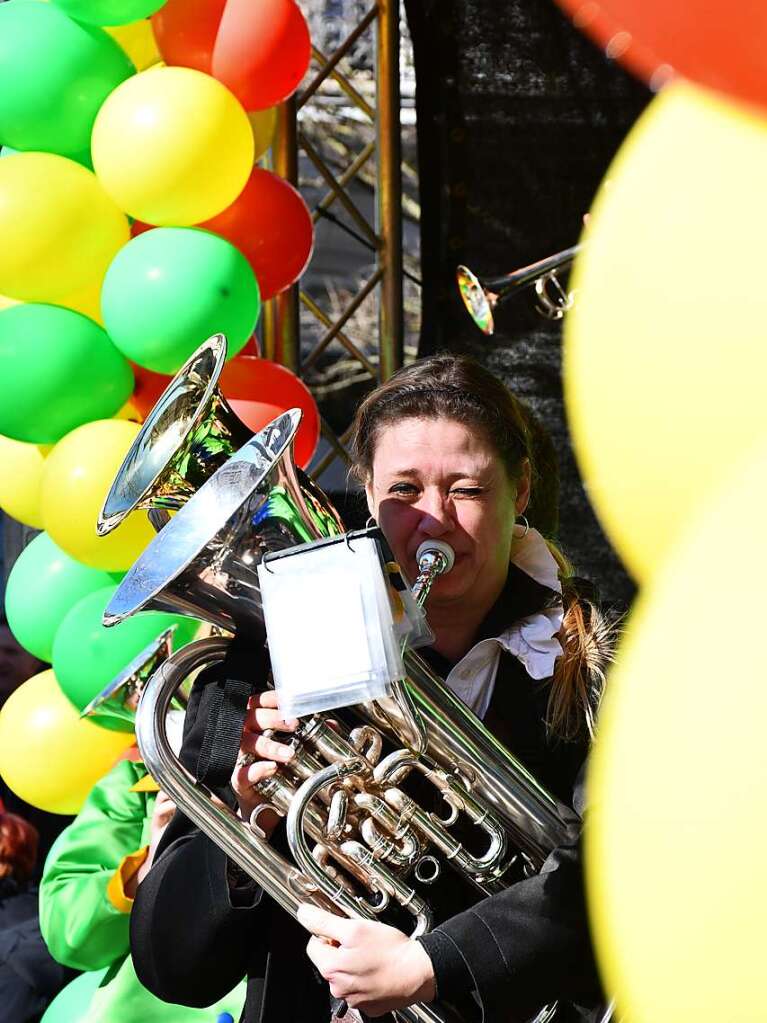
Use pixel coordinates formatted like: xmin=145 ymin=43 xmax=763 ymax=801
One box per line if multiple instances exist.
xmin=0 ymin=435 xmax=50 ymax=527
xmin=105 ymin=18 xmax=161 ymax=71
xmin=56 ymin=278 xmax=105 ymax=325
xmin=92 ymin=66 xmax=254 ymax=225
xmin=565 ymin=81 xmax=767 ymax=583
xmin=41 ymin=419 xmax=155 ymax=571
xmin=0 ymin=669 xmax=134 ymax=814
xmin=248 ymin=107 xmax=276 ymax=163
xmin=0 ymin=153 xmax=130 ymax=302
xmin=587 ymin=441 xmax=767 ymax=1021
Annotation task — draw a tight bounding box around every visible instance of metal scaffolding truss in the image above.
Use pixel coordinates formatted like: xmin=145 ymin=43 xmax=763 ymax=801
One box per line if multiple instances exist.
xmin=262 ymin=0 xmax=405 ymax=481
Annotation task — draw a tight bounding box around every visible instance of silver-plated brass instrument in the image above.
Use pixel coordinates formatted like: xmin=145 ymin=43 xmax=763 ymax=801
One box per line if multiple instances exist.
xmin=107 ymin=338 xmax=577 ymax=1023
xmin=456 ymin=244 xmax=581 ymax=335
xmin=98 ymin=333 xmax=254 ymax=537
xmin=80 ymin=626 xmax=182 ymax=731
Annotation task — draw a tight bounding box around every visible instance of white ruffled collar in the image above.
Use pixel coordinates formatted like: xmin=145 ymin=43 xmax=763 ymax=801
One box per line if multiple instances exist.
xmin=443 ymin=527 xmax=565 ymax=715
xmin=509 ymin=523 xmax=562 ymax=594
xmin=499 ymin=525 xmax=563 ymax=680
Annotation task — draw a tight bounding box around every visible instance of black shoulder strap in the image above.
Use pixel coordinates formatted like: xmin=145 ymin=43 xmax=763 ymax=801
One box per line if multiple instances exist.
xmin=196 ymin=636 xmax=269 ymax=790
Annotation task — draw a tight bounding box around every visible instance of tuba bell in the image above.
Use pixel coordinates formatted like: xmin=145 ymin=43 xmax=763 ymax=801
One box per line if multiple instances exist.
xmin=79 ymin=626 xmax=181 ymax=731
xmin=456 ymin=243 xmax=582 ymax=335
xmin=101 ymin=341 xmax=579 ymax=1020
xmin=98 ymin=333 xmax=255 ymax=536
xmin=103 ymin=408 xmax=344 ymax=634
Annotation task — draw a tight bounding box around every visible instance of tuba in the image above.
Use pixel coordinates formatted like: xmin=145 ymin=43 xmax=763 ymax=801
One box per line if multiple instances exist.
xmin=98 ymin=333 xmax=254 ymax=536
xmin=79 ymin=626 xmax=182 ymax=731
xmin=106 ymin=339 xmax=579 ymax=1023
xmin=456 ymin=244 xmax=581 ymax=335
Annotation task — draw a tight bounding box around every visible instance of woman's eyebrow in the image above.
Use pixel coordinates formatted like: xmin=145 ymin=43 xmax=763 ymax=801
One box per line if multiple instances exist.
xmin=384 ymin=467 xmax=490 ymax=481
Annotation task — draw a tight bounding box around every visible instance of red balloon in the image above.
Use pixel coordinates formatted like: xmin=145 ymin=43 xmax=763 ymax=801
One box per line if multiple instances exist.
xmin=199 ymin=167 xmax=313 ymax=301
xmin=130 ymin=219 xmax=152 ymax=239
xmin=212 ymin=0 xmax=311 ymax=111
xmin=554 ymin=0 xmax=767 ymax=113
xmin=219 ymin=356 xmax=320 ymax=468
xmin=130 ymin=364 xmax=172 ymax=418
xmin=241 ymin=334 xmax=261 ymax=357
xmin=151 ymin=0 xmax=226 ymax=73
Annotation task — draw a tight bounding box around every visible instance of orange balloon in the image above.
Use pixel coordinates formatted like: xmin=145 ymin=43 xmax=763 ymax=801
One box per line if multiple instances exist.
xmin=219 ymin=355 xmax=319 ymax=467
xmin=212 ymin=0 xmax=311 ymax=110
xmin=151 ymin=0 xmax=225 ymax=72
xmin=199 ymin=167 xmax=313 ymax=300
xmin=555 ymin=0 xmax=767 ymax=114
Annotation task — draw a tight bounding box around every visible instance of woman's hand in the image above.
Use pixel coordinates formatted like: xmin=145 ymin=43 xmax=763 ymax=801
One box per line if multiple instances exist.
xmin=129 ymin=790 xmax=177 ymax=895
xmin=297 ymin=904 xmax=436 ymax=1017
xmin=230 ymin=690 xmax=298 ymax=830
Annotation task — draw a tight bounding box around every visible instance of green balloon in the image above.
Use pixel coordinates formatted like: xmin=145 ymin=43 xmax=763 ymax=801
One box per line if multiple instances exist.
xmin=5 ymin=533 xmax=117 ymax=661
xmin=0 ymin=2 xmax=134 ymax=157
xmin=0 ymin=303 xmax=134 ymax=444
xmin=101 ymin=227 xmax=261 ymax=375
xmin=52 ymin=584 xmax=200 ymax=717
xmin=51 ymin=0 xmax=167 ymax=27
xmin=41 ymin=969 xmax=109 ymax=1023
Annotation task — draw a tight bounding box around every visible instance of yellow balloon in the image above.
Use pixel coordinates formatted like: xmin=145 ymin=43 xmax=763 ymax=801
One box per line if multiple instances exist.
xmin=55 ymin=278 xmax=105 ymax=325
xmin=0 ymin=153 xmax=130 ymax=302
xmin=0 ymin=669 xmax=134 ymax=814
xmin=248 ymin=107 xmax=277 ymax=163
xmin=92 ymin=66 xmax=255 ymax=225
xmin=0 ymin=435 xmax=50 ymax=527
xmin=564 ymin=81 xmax=767 ymax=583
xmin=41 ymin=419 xmax=155 ymax=571
xmin=586 ymin=442 xmax=767 ymax=1021
xmin=105 ymin=19 xmax=161 ymax=72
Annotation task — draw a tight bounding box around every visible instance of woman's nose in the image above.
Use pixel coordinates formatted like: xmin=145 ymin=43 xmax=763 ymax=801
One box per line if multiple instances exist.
xmin=415 ymin=493 xmax=453 ymax=536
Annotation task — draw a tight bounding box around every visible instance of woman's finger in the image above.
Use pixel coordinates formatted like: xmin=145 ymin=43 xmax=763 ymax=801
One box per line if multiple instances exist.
xmin=297 ymin=904 xmax=353 ymax=944
xmin=247 ymin=690 xmax=280 ymax=710
xmin=239 ymin=731 xmax=295 ymax=763
xmin=231 ymin=759 xmax=278 ymax=795
xmin=245 ymin=705 xmax=299 ymax=734
xmin=306 ymin=935 xmax=344 ymax=977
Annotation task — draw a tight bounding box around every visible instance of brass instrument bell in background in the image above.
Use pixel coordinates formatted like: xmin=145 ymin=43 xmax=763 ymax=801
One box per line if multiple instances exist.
xmin=456 ymin=243 xmax=582 ymax=335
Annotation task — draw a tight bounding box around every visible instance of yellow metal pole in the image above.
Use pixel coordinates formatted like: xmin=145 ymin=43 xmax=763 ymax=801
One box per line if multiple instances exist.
xmin=376 ymin=0 xmax=404 ymax=381
xmin=264 ymin=97 xmax=300 ymax=372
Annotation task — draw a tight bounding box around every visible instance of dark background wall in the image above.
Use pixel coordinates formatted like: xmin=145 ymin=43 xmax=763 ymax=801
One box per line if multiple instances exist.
xmin=403 ymin=0 xmax=649 ymax=609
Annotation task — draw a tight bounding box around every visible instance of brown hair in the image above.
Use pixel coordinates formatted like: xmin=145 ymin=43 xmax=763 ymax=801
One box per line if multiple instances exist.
xmin=351 ymin=354 xmax=611 ymax=742
xmin=0 ymin=812 xmax=38 ymax=882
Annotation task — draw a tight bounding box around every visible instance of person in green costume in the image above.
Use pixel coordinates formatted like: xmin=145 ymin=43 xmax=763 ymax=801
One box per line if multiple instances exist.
xmin=39 ymin=692 xmax=247 ymax=1022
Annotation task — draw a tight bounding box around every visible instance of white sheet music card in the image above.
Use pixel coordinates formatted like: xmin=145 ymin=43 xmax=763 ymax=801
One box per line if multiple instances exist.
xmin=257 ymin=536 xmax=404 ymax=718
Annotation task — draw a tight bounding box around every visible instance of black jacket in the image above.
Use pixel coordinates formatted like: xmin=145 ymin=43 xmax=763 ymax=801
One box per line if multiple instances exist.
xmin=131 ymin=567 xmax=607 ymax=1022
xmin=0 ymin=879 xmax=70 ymax=1023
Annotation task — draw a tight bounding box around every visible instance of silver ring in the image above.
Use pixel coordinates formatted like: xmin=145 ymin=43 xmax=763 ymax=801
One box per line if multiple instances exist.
xmin=236 ymin=751 xmax=257 ymax=769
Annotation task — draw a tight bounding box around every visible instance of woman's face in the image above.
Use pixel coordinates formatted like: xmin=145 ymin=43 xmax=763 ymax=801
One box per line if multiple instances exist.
xmin=365 ymin=417 xmax=529 ymax=611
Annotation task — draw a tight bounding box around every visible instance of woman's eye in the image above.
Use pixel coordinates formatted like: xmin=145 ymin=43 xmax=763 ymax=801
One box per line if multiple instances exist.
xmin=450 ymin=486 xmax=483 ymax=497
xmin=389 ymin=482 xmax=418 ymax=495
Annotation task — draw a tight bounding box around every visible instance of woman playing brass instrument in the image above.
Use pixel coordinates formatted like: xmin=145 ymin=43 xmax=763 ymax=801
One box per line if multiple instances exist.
xmin=131 ymin=354 xmax=613 ymax=1022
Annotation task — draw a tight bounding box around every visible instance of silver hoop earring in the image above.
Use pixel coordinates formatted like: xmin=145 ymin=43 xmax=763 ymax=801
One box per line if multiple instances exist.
xmin=365 ymin=515 xmax=377 ymax=529
xmin=517 ymin=514 xmax=529 ymax=538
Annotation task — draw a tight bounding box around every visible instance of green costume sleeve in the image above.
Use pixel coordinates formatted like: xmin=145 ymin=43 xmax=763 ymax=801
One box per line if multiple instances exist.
xmin=39 ymin=758 xmax=154 ymax=971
